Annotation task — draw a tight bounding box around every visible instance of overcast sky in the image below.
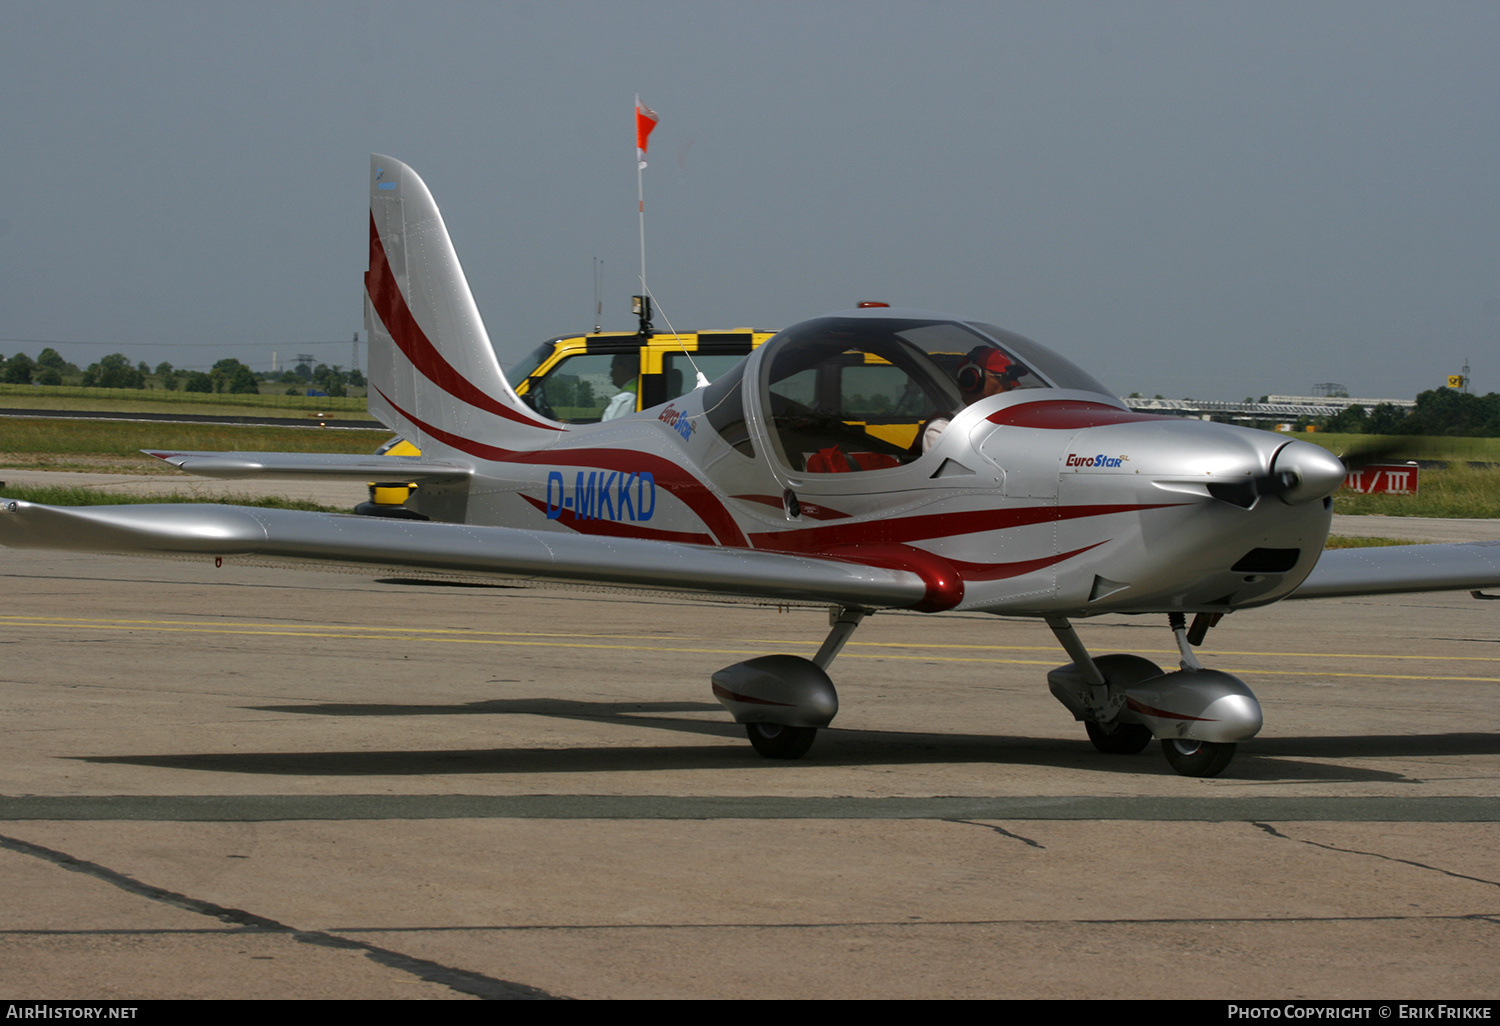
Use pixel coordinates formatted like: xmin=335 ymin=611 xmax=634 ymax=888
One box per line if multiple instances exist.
xmin=2 ymin=1 xmax=1496 ymax=400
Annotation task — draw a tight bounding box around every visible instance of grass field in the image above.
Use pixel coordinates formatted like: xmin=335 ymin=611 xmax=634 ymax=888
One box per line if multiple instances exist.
xmin=1261 ymin=431 xmax=1500 ymax=518
xmin=0 ymin=381 xmax=375 ymax=420
xmin=0 ymin=483 xmax=344 ymax=513
xmin=0 ymin=417 xmax=392 ymax=473
xmin=1330 ymin=463 xmax=1500 ymax=518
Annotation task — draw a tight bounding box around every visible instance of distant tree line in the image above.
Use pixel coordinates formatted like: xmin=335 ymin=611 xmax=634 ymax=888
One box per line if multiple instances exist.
xmin=1 ymin=347 xmax=71 ymax=385
xmin=276 ymin=360 xmax=364 ymax=398
xmin=1322 ymin=389 xmax=1500 ymax=437
xmin=0 ymin=349 xmax=364 ymax=398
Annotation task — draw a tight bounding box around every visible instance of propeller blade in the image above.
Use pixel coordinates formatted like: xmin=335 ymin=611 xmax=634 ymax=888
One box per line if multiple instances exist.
xmin=1335 ymin=439 xmax=1411 ymax=473
xmin=1207 ymin=441 xmax=1347 ymax=508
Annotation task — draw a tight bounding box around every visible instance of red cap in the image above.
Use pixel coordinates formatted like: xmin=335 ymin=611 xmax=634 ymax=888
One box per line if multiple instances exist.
xmin=974 ymin=348 xmax=1013 ymax=375
xmin=966 ymin=346 xmax=1014 ymax=375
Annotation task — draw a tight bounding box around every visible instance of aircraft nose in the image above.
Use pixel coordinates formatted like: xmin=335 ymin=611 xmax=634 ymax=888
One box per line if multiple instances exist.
xmin=1271 ymin=440 xmax=1347 ymax=504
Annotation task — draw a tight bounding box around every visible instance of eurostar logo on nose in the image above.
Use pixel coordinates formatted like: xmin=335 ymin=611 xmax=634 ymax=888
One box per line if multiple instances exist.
xmin=545 ymin=470 xmax=657 ymax=521
xmin=1065 ymin=453 xmax=1129 ymax=468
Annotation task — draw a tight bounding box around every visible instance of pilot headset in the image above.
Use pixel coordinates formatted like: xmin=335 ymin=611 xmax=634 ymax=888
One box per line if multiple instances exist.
xmin=955 ymin=346 xmax=1023 ymax=394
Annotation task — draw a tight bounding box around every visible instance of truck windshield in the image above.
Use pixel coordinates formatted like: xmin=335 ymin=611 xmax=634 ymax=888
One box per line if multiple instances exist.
xmin=507 ymin=341 xmax=556 ymax=384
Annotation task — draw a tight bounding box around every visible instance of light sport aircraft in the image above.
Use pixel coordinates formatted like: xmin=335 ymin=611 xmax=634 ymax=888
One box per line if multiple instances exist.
xmin=4 ymin=155 xmax=1498 ymax=777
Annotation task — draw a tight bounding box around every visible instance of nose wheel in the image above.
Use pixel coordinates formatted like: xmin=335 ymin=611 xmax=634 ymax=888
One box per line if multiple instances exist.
xmin=1160 ymin=738 xmax=1237 ymax=777
xmin=746 ymin=723 xmax=818 ymax=760
xmin=1047 ymin=616 xmax=1261 ymax=778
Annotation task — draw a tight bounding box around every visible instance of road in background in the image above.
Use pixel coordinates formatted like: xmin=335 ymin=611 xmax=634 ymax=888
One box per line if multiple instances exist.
xmin=1329 ymin=514 xmax=1500 ymax=544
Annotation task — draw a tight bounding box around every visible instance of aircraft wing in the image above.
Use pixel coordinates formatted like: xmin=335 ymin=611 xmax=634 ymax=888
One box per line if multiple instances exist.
xmin=1289 ymin=541 xmax=1500 ymax=600
xmin=144 ymin=450 xmax=472 ymax=482
xmin=0 ymin=500 xmax=927 ymax=609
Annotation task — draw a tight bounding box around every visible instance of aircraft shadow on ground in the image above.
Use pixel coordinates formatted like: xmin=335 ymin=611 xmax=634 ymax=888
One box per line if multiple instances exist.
xmin=69 ymin=697 xmax=1490 ymax=782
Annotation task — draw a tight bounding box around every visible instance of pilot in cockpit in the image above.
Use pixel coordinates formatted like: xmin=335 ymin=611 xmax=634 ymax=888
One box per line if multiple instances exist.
xmin=920 ymin=345 xmax=1026 ymax=451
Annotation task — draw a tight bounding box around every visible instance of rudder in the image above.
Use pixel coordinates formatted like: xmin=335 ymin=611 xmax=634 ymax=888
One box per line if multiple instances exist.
xmin=364 ymin=154 xmax=561 ymax=455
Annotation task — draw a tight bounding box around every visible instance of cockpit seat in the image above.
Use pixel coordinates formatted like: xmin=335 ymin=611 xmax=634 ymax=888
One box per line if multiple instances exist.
xmin=805 ymin=447 xmax=902 ymax=474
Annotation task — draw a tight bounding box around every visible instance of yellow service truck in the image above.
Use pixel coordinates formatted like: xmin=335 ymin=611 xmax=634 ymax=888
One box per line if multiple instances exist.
xmin=357 ymin=327 xmax=775 ymax=517
xmin=360 ymin=304 xmax=936 ymax=517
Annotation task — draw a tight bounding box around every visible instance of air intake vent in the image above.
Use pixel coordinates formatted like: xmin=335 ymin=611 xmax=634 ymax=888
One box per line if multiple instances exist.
xmin=1231 ymin=548 xmax=1300 ymax=573
xmin=1208 ymin=481 xmax=1259 ymax=508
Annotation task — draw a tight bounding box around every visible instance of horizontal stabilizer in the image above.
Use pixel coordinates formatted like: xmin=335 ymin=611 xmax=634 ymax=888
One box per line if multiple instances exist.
xmin=0 ymin=500 xmax=927 ymax=609
xmin=145 ymin=450 xmax=473 ymax=482
xmin=1290 ymin=541 xmax=1500 ymax=600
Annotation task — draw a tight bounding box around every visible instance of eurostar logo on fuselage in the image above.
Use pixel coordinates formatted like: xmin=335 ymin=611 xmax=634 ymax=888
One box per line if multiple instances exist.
xmin=545 ymin=469 xmax=657 ymax=521
xmin=658 ymin=403 xmax=695 ymax=442
xmin=1065 ymin=453 xmax=1129 ymax=468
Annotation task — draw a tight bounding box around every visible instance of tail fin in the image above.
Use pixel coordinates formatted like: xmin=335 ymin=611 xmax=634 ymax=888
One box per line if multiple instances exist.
xmin=365 ymin=154 xmax=561 ymax=456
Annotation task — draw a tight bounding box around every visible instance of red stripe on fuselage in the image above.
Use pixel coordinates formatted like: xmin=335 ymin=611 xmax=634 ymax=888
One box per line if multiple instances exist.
xmin=365 ymin=213 xmax=559 ymax=432
xmin=378 ymin=387 xmax=749 ymax=548
xmin=747 ymin=503 xmax=1179 ymax=553
xmin=939 ymin=541 xmax=1105 ymax=581
xmin=987 ymin=401 xmax=1168 ymax=430
xmin=809 ymin=541 xmax=1103 ymax=612
xmin=378 ymin=386 xmax=1177 ymax=592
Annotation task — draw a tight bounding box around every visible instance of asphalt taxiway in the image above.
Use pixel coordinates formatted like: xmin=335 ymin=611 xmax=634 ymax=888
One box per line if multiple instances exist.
xmin=1 ymin=529 xmax=1496 ymax=998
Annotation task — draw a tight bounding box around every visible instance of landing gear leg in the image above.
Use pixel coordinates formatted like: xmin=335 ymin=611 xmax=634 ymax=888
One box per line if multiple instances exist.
xmin=1158 ymin=612 xmax=1236 ymax=777
xmin=813 ymin=606 xmax=868 ymax=670
xmin=1045 ymin=615 xmax=1155 ymax=756
xmin=718 ymin=606 xmax=871 ymax=761
xmin=1045 ymin=614 xmax=1254 ymax=776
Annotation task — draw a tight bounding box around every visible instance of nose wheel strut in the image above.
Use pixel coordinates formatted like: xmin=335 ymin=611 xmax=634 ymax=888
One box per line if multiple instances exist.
xmin=1045 ymin=614 xmax=1256 ymax=778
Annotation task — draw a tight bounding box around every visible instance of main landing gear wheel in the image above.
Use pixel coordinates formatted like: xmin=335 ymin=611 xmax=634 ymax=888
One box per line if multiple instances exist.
xmin=1160 ymin=738 xmax=1237 ymax=778
xmin=1085 ymin=720 xmax=1153 ymax=755
xmin=1082 ymin=654 xmax=1160 ymax=755
xmin=746 ymin=723 xmax=818 ymax=760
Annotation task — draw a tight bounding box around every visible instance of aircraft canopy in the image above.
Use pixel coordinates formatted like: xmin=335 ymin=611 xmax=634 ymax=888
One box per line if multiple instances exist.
xmin=704 ymin=313 xmax=1113 ymax=473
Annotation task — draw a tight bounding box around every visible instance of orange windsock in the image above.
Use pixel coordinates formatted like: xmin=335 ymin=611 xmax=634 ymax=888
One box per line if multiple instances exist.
xmin=635 ymin=97 xmax=659 ymax=168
